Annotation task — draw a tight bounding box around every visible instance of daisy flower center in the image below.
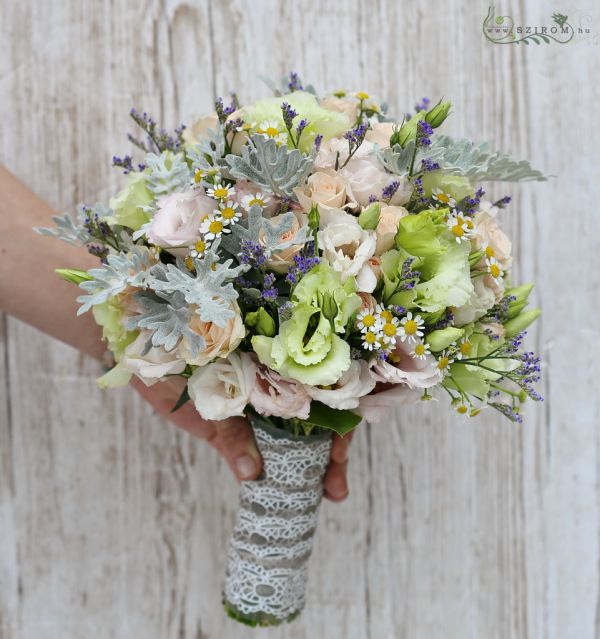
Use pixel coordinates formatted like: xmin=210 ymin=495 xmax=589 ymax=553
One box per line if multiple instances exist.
xmin=451 ymin=224 xmax=465 ymax=237
xmin=213 ymin=187 xmax=228 ymax=199
xmin=459 ymin=341 xmax=472 ymax=355
xmin=355 ymin=91 xmax=370 ymax=100
xmin=415 ymin=343 xmax=426 ymax=356
xmin=456 ymin=404 xmax=468 ymax=414
xmin=194 ymin=240 xmax=206 ymax=253
xmin=437 ymin=357 xmax=450 ymax=370
xmin=437 ymin=193 xmax=450 ymax=204
xmin=364 ymin=331 xmax=377 ymax=345
xmin=209 ymin=220 xmax=223 ymax=234
xmin=220 ymin=206 xmax=236 ymax=220
xmin=489 ymin=263 xmax=501 ymax=278
xmin=362 ymin=314 xmax=376 ymax=328
xmin=380 ymin=309 xmax=393 ymax=322
xmin=248 ymin=197 xmax=265 ymax=207
xmin=404 ymin=319 xmax=418 ymax=335
xmin=262 ymin=126 xmax=280 ymax=138
xmin=485 ymin=246 xmax=495 ymax=258
xmin=383 ymin=322 xmax=397 ymax=337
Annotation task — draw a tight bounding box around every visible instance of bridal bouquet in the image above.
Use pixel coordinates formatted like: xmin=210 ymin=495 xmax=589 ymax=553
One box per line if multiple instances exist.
xmin=39 ymin=72 xmax=544 ymax=626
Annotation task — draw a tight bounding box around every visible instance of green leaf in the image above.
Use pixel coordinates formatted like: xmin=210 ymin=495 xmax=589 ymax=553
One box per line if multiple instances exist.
xmin=304 ymin=401 xmax=361 ymax=436
xmin=170 ymin=385 xmax=190 ymax=413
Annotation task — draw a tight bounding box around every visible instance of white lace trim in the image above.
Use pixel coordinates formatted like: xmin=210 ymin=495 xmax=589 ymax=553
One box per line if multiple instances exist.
xmin=223 ymin=424 xmax=332 ymax=621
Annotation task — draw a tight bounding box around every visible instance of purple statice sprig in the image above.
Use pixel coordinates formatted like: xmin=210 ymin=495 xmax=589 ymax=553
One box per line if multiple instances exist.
xmin=431 ymin=309 xmax=455 ymax=330
xmin=339 ymin=122 xmax=368 ymax=169
xmin=458 ymin=187 xmax=485 ymax=216
xmin=493 ymin=195 xmax=512 ymax=209
xmin=420 ymin=158 xmax=440 ymax=173
xmin=416 ymin=119 xmax=434 ymax=147
xmin=287 ymin=71 xmax=304 ymax=93
xmin=215 ymin=96 xmax=237 ymax=125
xmin=87 ymin=244 xmax=109 ymax=262
xmin=280 ymin=102 xmax=309 ymax=149
xmin=260 ymin=272 xmax=278 ymax=302
xmin=382 ymin=180 xmax=400 ymax=203
xmin=112 ymin=155 xmax=134 ymax=174
xmin=82 ymin=207 xmax=121 ymax=251
xmin=485 ymin=294 xmax=517 ymax=324
xmin=239 ymin=239 xmax=268 ymax=268
xmin=127 ymin=108 xmax=186 ymax=155
xmin=415 ymin=97 xmax=431 ymax=113
xmin=285 ymin=252 xmax=320 ymax=286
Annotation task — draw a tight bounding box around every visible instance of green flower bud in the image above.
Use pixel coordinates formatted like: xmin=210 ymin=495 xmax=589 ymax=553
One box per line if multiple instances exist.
xmin=358 ymin=202 xmax=381 ymax=230
xmin=389 ymin=125 xmax=401 ymax=147
xmin=505 ymin=283 xmax=534 ymax=304
xmin=397 ymin=112 xmax=425 ymax=147
xmin=426 ymin=326 xmax=465 ymax=352
xmin=507 ymin=300 xmax=527 ymax=320
xmin=468 ymin=250 xmax=484 ymax=268
xmin=308 ymin=204 xmax=320 ymax=232
xmin=317 ymin=291 xmax=339 ymax=323
xmin=55 ymin=268 xmax=93 ymax=285
xmin=245 ymin=308 xmax=276 ymax=337
xmin=424 ymin=100 xmax=451 ymax=128
xmin=504 ymin=308 xmax=541 ymax=337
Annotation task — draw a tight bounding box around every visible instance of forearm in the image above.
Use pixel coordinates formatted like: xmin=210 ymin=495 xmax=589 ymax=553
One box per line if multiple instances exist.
xmin=0 ymin=166 xmax=105 ymax=360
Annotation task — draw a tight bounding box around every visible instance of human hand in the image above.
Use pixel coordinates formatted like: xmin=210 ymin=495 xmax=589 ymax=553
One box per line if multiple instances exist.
xmin=131 ymin=376 xmax=353 ymax=502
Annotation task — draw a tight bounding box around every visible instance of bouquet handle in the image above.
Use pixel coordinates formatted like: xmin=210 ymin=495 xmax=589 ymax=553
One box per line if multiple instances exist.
xmin=223 ymin=415 xmax=333 ymax=626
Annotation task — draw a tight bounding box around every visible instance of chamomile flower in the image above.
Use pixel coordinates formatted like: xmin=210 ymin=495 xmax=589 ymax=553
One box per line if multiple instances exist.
xmin=380 ymin=316 xmax=400 ymax=346
xmin=454 ymin=402 xmax=469 ymax=415
xmin=432 ymin=188 xmax=456 ymax=208
xmin=362 ymin=329 xmax=382 ymax=351
xmin=255 ymin=120 xmax=287 ymax=144
xmin=446 ymin=213 xmax=472 ymax=243
xmin=200 ymin=214 xmax=231 ymax=240
xmin=357 ymin=308 xmax=382 ymax=333
xmin=375 ymin=304 xmax=394 ymax=323
xmin=207 ymin=182 xmax=235 ymax=201
xmin=481 ymin=243 xmax=495 ymax=259
xmin=188 ymin=239 xmax=208 ymax=259
xmin=411 ymin=340 xmax=431 ymax=360
xmin=194 ymin=166 xmax=220 ymax=184
xmin=217 ymin=200 xmax=241 ymax=225
xmin=456 ymin=337 xmax=472 ymax=360
xmin=241 ymin=192 xmax=270 ymax=211
xmin=399 ymin=311 xmax=424 ymax=343
xmin=486 ymin=256 xmax=504 ymax=284
xmin=355 ymin=91 xmax=370 ymax=101
xmin=436 ymin=350 xmax=454 ymax=377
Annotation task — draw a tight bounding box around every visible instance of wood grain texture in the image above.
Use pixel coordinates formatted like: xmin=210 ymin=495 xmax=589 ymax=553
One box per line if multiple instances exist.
xmin=1 ymin=1 xmax=598 ymax=637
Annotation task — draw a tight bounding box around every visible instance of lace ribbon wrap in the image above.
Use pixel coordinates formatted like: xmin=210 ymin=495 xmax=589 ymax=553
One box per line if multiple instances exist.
xmin=223 ymin=415 xmax=333 ymax=626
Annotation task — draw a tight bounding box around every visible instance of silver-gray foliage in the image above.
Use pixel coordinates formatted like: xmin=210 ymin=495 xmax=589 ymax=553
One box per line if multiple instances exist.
xmin=147 ymin=246 xmax=247 ymax=327
xmin=35 ymin=203 xmax=110 ymax=246
xmin=187 ymin=126 xmax=227 ymax=169
xmin=127 ymin=291 xmax=204 ymax=356
xmin=145 ymin=151 xmax=191 ymax=195
xmin=76 ymin=247 xmax=154 ymax=314
xmin=380 ymin=136 xmax=547 ymax=182
xmin=226 ymin=134 xmax=313 ymax=197
xmin=422 ymin=135 xmax=547 ymax=182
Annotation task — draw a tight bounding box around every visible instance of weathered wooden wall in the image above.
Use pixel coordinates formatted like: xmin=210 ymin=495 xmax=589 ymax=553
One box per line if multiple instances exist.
xmin=1 ymin=1 xmax=599 ymax=637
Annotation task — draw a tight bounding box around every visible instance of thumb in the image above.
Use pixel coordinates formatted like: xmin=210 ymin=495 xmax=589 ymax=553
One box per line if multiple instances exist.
xmin=213 ymin=416 xmax=263 ymax=481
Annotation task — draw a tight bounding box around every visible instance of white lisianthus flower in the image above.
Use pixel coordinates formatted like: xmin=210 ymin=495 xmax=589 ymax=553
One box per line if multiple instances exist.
xmin=250 ymin=366 xmax=312 ymax=420
xmin=452 ymin=276 xmax=497 ymax=326
xmin=121 ymin=331 xmax=186 ymax=386
xmin=355 ymin=256 xmax=382 ymax=293
xmin=318 ymin=215 xmax=376 ymax=282
xmin=306 ymin=360 xmax=375 ymax=410
xmin=188 ymin=352 xmax=257 ymax=421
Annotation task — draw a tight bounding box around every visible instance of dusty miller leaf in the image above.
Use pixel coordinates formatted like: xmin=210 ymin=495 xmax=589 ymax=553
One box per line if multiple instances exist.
xmin=76 ymin=247 xmax=154 ymax=314
xmin=226 ymin=134 xmax=313 ymax=197
xmin=144 ymin=151 xmax=191 ymax=195
xmin=127 ymin=291 xmax=204 ymax=356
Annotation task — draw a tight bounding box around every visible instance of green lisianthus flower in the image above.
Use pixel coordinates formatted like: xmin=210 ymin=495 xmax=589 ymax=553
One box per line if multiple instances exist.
xmin=395 ymin=209 xmax=445 ymax=257
xmin=252 ymin=263 xmax=359 ymax=386
xmin=107 ymin=171 xmax=153 ymax=231
xmin=92 ymin=298 xmax=137 ymax=360
xmin=421 ymin=172 xmax=473 ymax=202
xmin=252 ymin=303 xmax=351 ymax=386
xmin=415 ymin=235 xmax=474 ymax=312
xmin=242 ymin=91 xmax=350 ymax=153
xmin=291 ymin=262 xmax=361 ymax=332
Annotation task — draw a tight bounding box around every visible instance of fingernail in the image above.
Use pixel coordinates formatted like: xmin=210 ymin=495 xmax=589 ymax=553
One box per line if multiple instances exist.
xmin=328 ymin=477 xmax=347 ymax=499
xmin=235 ymin=455 xmax=256 ymax=479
